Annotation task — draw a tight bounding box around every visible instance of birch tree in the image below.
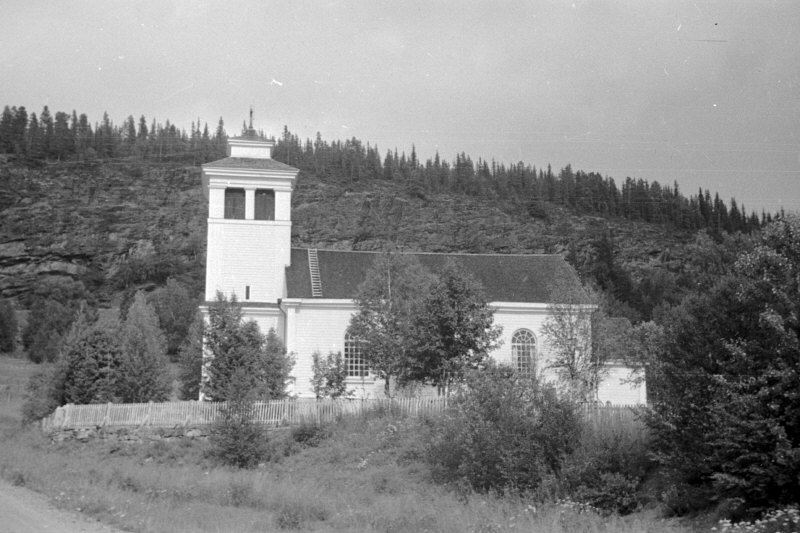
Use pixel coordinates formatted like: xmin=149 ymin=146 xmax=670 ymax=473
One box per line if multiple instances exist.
xmin=540 ymin=282 xmax=605 ymax=402
xmin=347 ymin=253 xmax=434 ymax=396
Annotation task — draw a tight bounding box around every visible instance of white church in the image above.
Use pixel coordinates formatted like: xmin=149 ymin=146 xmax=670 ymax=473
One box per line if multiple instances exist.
xmin=200 ymin=129 xmax=646 ymax=404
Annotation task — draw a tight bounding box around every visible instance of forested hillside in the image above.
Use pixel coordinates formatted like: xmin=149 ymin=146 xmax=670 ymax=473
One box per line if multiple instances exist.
xmin=0 ymin=104 xmax=773 ymax=319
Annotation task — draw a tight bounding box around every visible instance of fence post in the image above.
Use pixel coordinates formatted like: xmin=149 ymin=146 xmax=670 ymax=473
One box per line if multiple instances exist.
xmin=62 ymin=404 xmax=72 ymax=429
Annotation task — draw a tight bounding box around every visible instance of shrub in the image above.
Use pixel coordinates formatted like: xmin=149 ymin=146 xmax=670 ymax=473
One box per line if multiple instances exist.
xmin=291 ymin=422 xmax=332 ymax=447
xmin=0 ymin=298 xmax=17 ymax=353
xmin=208 ymin=368 xmax=268 ymax=469
xmin=23 ymin=299 xmax=73 ymax=363
xmin=427 ymin=363 xmax=581 ymax=493
xmin=149 ymin=278 xmax=197 ymax=358
xmin=715 ymin=506 xmax=800 ymax=533
xmin=21 ymin=278 xmax=93 ymax=363
xmin=22 ymin=364 xmax=65 ymax=423
xmin=177 ymin=312 xmax=203 ymax=400
xmin=310 ymin=350 xmax=349 ymax=399
xmin=560 ymin=419 xmax=652 ymax=515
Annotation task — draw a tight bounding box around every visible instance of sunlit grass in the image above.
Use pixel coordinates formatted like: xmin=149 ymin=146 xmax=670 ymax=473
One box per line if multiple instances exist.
xmin=0 ymin=355 xmax=692 ymax=532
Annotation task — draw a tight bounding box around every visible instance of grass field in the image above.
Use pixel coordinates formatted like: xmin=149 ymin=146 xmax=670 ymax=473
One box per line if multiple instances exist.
xmin=0 ymin=355 xmax=700 ymax=532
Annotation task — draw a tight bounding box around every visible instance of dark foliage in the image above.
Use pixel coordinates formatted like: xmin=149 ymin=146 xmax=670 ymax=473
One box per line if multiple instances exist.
xmin=0 ymin=299 xmax=18 ymax=352
xmin=561 ymin=421 xmax=653 ymax=515
xmin=310 ymin=350 xmax=349 ymax=399
xmin=148 ymin=278 xmax=198 ymax=358
xmin=177 ymin=312 xmax=204 ymax=400
xmin=203 ymin=293 xmax=293 ymax=401
xmin=291 ymin=422 xmax=332 ymax=447
xmin=62 ymin=327 xmax=124 ymax=404
xmin=208 ymin=368 xmax=268 ymax=469
xmin=645 ymin=215 xmax=800 ymax=514
xmin=21 ymin=278 xmax=93 ymax=363
xmin=407 ymin=260 xmax=501 ymax=388
xmin=427 ymin=364 xmax=581 ymax=493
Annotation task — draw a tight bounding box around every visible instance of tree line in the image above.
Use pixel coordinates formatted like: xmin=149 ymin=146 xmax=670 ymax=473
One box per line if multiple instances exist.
xmin=1 ymin=104 xmax=773 ymax=234
xmin=0 ymin=105 xmax=228 ymax=163
xmin=271 ymin=127 xmax=770 ymax=234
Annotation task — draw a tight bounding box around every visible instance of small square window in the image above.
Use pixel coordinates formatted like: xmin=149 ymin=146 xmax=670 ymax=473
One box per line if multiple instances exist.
xmin=224 ymin=188 xmax=245 ymax=219
xmin=254 ymin=189 xmax=275 ymax=220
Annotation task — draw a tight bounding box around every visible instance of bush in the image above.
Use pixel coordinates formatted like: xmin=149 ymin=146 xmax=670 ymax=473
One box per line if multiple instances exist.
xmin=23 ymin=299 xmax=73 ymax=363
xmin=149 ymin=278 xmax=197 ymax=358
xmin=560 ymin=420 xmax=652 ymax=515
xmin=427 ymin=363 xmax=581 ymax=494
xmin=715 ymin=506 xmax=800 ymax=533
xmin=22 ymin=365 xmax=65 ymax=423
xmin=310 ymin=350 xmax=349 ymax=399
xmin=177 ymin=312 xmax=203 ymax=400
xmin=0 ymin=299 xmax=17 ymax=352
xmin=208 ymin=368 xmax=268 ymax=469
xmin=291 ymin=422 xmax=332 ymax=447
xmin=21 ymin=278 xmax=93 ymax=363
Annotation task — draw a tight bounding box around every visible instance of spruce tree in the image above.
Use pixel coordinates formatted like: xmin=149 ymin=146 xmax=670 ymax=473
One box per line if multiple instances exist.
xmin=117 ymin=291 xmax=171 ymax=403
xmin=203 ymin=293 xmax=293 ymax=401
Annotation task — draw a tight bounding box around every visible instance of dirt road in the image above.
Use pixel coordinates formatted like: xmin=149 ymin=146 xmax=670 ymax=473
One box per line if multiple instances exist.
xmin=0 ymin=480 xmax=126 ymax=533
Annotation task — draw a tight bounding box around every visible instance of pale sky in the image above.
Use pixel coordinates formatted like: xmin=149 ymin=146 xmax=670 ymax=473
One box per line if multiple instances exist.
xmin=2 ymin=0 xmax=798 ymax=214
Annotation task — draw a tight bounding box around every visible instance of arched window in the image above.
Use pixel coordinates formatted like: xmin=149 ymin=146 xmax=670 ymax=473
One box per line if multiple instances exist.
xmin=344 ymin=333 xmax=367 ymax=377
xmin=512 ymin=329 xmax=536 ymax=375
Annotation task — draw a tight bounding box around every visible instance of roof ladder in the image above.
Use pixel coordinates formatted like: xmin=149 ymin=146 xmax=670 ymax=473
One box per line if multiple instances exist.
xmin=308 ymin=248 xmax=323 ymax=297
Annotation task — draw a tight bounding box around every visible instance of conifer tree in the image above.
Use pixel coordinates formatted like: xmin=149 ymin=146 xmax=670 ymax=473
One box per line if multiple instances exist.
xmin=408 ymin=260 xmax=501 ymax=389
xmin=203 ymin=293 xmax=293 ymax=401
xmin=117 ymin=291 xmax=171 ymax=403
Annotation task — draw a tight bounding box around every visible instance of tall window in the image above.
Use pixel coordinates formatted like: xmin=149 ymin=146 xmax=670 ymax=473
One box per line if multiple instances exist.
xmin=512 ymin=329 xmax=536 ymax=375
xmin=224 ymin=188 xmax=245 ymax=219
xmin=254 ymin=189 xmax=275 ymax=220
xmin=344 ymin=333 xmax=367 ymax=377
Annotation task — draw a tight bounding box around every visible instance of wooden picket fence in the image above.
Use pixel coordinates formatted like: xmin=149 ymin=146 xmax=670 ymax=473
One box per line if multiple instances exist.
xmin=40 ymin=396 xmax=646 ymax=435
xmin=39 ymin=397 xmax=451 ymax=431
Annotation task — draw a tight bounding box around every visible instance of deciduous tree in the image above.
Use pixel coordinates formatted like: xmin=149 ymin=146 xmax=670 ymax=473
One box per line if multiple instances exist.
xmin=408 ymin=260 xmax=501 ymax=389
xmin=347 ymin=253 xmax=434 ymax=396
xmin=540 ymin=282 xmax=605 ymax=402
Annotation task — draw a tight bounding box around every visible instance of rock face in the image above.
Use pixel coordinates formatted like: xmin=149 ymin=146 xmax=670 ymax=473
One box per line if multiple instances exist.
xmin=1 ymin=157 xmax=696 ymax=309
xmin=0 ymin=160 xmax=207 ymax=304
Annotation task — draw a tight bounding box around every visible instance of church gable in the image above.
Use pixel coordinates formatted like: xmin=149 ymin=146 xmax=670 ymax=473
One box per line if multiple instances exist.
xmin=285 ymin=248 xmax=585 ymax=303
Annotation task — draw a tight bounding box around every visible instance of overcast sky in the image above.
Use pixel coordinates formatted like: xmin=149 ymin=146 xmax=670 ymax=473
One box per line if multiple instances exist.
xmin=2 ymin=0 xmax=798 ymax=214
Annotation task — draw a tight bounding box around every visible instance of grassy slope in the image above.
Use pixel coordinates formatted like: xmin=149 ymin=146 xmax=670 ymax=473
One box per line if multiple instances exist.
xmin=0 ymin=355 xmax=696 ymax=533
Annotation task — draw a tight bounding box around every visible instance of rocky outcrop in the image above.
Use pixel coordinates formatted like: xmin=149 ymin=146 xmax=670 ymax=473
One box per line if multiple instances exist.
xmin=0 ymin=160 xmax=206 ymax=304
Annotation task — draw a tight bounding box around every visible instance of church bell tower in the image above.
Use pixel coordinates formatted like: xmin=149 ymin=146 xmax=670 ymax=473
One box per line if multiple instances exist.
xmin=201 ymin=114 xmax=300 ymax=316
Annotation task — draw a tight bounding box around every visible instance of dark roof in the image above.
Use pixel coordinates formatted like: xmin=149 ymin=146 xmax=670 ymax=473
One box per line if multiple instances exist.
xmin=203 ymin=157 xmax=298 ymax=173
xmin=286 ymin=248 xmax=585 ymax=303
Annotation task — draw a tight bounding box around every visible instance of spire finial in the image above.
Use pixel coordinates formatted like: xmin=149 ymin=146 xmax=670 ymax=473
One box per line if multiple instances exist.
xmin=249 ymin=106 xmax=254 ymax=130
